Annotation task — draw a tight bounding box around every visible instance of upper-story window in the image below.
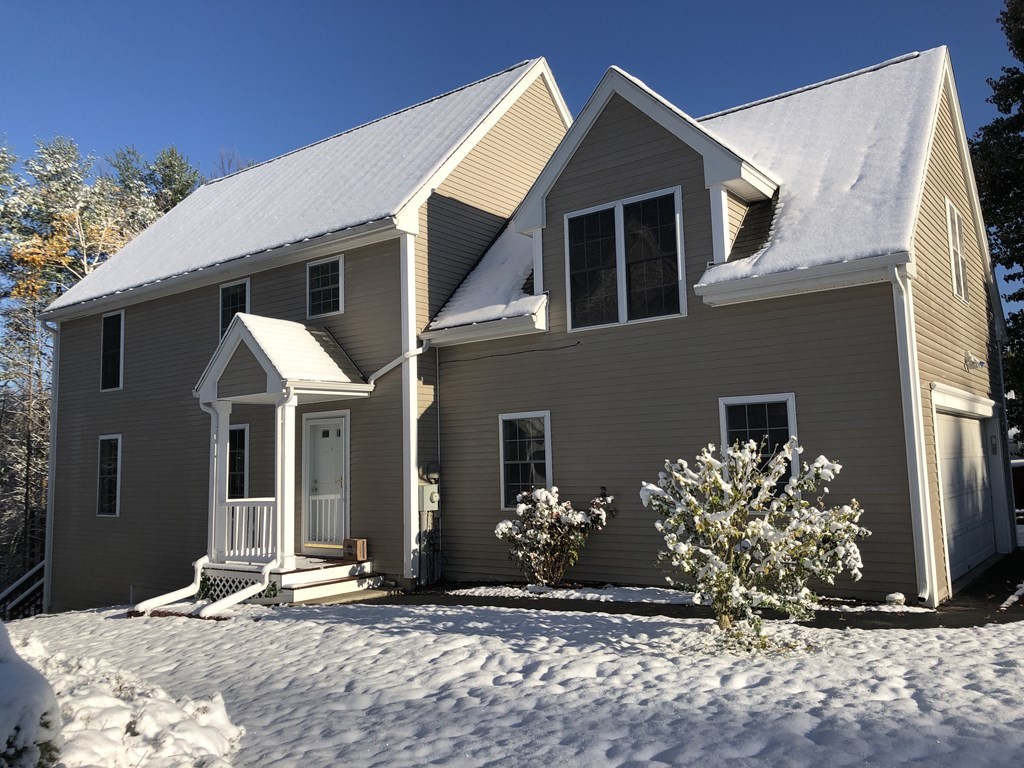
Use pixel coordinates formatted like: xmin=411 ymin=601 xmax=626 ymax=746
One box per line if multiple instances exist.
xmin=220 ymin=279 xmax=249 ymax=337
xmin=97 ymin=434 xmax=121 ymax=517
xmin=946 ymin=199 xmax=968 ymax=303
xmin=564 ymin=188 xmax=684 ymax=330
xmin=100 ymin=310 xmax=124 ymax=391
xmin=307 ymin=255 xmax=344 ymax=318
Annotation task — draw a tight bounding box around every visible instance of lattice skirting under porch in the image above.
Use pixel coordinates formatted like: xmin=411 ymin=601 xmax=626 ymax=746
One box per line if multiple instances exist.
xmin=199 ymin=572 xmax=279 ymax=602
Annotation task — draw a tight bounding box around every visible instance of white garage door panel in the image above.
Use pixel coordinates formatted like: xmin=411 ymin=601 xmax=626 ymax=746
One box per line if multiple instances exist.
xmin=938 ymin=413 xmax=995 ymax=582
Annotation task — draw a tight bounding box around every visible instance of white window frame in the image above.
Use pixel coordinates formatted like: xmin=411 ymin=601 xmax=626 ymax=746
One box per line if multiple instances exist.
xmin=718 ymin=393 xmax=799 ymax=479
xmin=498 ymin=410 xmax=552 ymax=511
xmin=227 ymin=424 xmax=249 ymax=499
xmin=97 ymin=433 xmax=122 ymax=517
xmin=946 ymin=198 xmax=968 ymax=304
xmin=219 ymin=278 xmax=250 ymax=337
xmin=306 ymin=255 xmax=345 ymax=319
xmin=563 ymin=186 xmax=686 ymax=332
xmin=100 ymin=309 xmax=125 ymax=392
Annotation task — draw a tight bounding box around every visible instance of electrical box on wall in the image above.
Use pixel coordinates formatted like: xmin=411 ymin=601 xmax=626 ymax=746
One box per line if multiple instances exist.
xmin=418 ymin=483 xmax=440 ymax=512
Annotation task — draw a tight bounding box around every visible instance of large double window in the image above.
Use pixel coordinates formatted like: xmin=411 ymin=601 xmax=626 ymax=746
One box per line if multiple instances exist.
xmin=565 ymin=188 xmax=684 ymax=329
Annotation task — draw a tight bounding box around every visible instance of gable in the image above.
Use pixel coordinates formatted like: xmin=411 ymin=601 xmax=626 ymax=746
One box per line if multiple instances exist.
xmin=219 ymin=343 xmax=268 ymax=399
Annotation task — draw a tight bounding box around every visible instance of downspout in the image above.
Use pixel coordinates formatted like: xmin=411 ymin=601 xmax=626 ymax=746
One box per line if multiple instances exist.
xmin=367 ymin=339 xmax=431 ymax=386
xmin=890 ymin=264 xmax=940 ymax=606
xmin=400 ymin=232 xmax=418 ymax=583
xmin=41 ymin=320 xmax=59 ymax=612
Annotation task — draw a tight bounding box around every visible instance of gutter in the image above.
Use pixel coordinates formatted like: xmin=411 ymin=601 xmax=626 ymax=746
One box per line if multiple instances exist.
xmin=889 ymin=263 xmax=940 ymax=606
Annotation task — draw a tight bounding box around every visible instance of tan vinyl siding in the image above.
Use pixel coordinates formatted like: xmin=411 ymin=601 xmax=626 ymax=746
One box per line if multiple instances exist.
xmin=438 ymin=92 xmax=915 ymax=599
xmin=50 ymin=239 xmax=403 ymax=610
xmin=413 ymin=75 xmax=567 ymax=492
xmin=911 ymin=81 xmax=1001 ymax=600
xmin=218 ymin=344 xmax=266 ymax=399
xmin=726 ymin=191 xmax=746 ymax=246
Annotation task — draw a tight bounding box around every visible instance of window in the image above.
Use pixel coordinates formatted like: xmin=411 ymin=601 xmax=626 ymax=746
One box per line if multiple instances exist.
xmin=100 ymin=310 xmax=124 ymax=391
xmin=499 ymin=411 xmax=552 ymax=509
xmin=227 ymin=425 xmax=248 ymax=499
xmin=307 ymin=256 xmax=344 ymax=318
xmin=947 ymin=199 xmax=968 ymax=302
xmin=220 ymin=279 xmax=249 ymax=337
xmin=97 ymin=435 xmax=121 ymax=517
xmin=565 ymin=188 xmax=683 ymax=329
xmin=719 ymin=394 xmax=798 ymax=477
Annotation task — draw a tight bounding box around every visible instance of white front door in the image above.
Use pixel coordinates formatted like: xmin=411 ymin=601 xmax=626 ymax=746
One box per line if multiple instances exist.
xmin=302 ymin=415 xmax=348 ymax=551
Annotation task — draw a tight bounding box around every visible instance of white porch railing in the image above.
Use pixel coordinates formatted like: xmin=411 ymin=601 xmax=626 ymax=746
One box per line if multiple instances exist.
xmin=306 ymin=493 xmax=343 ymax=546
xmin=220 ymin=498 xmax=277 ymax=560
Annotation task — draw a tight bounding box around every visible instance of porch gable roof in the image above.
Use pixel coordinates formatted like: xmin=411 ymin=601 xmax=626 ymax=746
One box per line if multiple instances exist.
xmin=195 ymin=313 xmax=372 ymax=403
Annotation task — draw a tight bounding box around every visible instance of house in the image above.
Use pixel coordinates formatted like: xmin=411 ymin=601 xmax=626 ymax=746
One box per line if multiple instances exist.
xmin=41 ymin=46 xmax=1014 ymax=613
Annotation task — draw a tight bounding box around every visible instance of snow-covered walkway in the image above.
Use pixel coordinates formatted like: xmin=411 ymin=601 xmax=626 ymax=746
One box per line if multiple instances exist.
xmin=9 ymin=603 xmax=1024 ymax=767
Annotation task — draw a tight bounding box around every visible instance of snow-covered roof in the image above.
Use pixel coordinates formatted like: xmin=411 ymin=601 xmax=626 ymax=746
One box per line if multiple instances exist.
xmin=196 ymin=313 xmax=367 ymax=400
xmin=429 ymin=227 xmax=544 ymax=331
xmin=697 ymin=49 xmax=946 ymax=286
xmin=47 ymin=59 xmax=539 ymax=314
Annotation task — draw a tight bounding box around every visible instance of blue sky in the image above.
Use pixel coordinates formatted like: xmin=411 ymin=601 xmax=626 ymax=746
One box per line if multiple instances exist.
xmin=0 ymin=1 xmax=1014 ymax=176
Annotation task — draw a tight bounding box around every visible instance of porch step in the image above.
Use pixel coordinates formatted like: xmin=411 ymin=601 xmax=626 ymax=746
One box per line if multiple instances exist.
xmin=279 ymin=559 xmax=373 ymax=588
xmin=282 ymin=573 xmax=385 ymax=604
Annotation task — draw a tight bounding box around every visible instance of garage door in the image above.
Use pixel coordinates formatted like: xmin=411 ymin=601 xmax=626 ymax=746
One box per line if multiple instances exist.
xmin=937 ymin=413 xmax=996 ymax=581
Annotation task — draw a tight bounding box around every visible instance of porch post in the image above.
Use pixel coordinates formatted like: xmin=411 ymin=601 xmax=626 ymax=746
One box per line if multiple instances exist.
xmin=211 ymin=400 xmax=232 ymax=562
xmin=275 ymin=390 xmax=298 ymax=570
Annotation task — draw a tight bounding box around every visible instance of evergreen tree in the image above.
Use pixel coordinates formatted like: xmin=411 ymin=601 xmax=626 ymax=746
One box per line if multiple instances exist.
xmin=972 ymin=0 xmax=1024 ymax=432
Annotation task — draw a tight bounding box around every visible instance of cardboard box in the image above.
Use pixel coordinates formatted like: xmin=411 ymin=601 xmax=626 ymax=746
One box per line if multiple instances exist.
xmin=343 ymin=538 xmax=367 ymax=561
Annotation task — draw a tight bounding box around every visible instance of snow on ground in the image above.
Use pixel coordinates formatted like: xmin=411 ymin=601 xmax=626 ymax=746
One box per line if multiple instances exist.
xmin=0 ymin=621 xmax=60 ymax=768
xmin=9 ymin=604 xmax=1024 ymax=767
xmin=6 ymin=625 xmax=241 ymax=767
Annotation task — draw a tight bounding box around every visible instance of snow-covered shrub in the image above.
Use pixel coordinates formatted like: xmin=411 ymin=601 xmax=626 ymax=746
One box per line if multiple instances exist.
xmin=0 ymin=622 xmax=61 ymax=768
xmin=641 ymin=439 xmax=869 ymax=639
xmin=495 ymin=487 xmax=615 ymax=586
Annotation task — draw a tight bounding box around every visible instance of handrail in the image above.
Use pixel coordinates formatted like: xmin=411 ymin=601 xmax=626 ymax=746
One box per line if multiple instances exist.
xmin=6 ymin=580 xmax=44 ymax=611
xmin=133 ymin=556 xmax=209 ymax=615
xmin=0 ymin=560 xmax=45 ymax=604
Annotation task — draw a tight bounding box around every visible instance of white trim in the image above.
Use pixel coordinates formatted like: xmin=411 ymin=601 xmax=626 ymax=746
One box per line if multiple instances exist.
xmin=227 ymin=424 xmax=250 ymax=499
xmin=498 ymin=410 xmax=553 ymax=511
xmin=696 ymin=251 xmax=913 ymax=306
xmin=274 ymin=390 xmax=298 ymax=571
xmin=300 ymin=410 xmax=351 ymax=554
xmin=531 ymin=229 xmax=544 ymax=295
xmin=709 ymin=185 xmax=730 ymax=264
xmin=96 ymin=433 xmax=122 ymax=518
xmin=929 ymin=382 xmax=994 ymax=418
xmin=563 ymin=186 xmax=686 ymax=332
xmin=42 ymin=321 xmax=59 ymax=611
xmin=400 ymin=233 xmax=418 ymax=580
xmin=717 ymin=393 xmax=798 ymax=478
xmin=394 ymin=59 xmax=572 ymax=233
xmin=100 ymin=309 xmax=125 ymax=392
xmin=516 ymin=67 xmax=776 ymax=233
xmin=420 ymin=305 xmax=548 ymax=346
xmin=890 ymin=265 xmax=940 ymax=606
xmin=306 ymin=254 xmax=345 ymax=319
xmin=945 ymin=198 xmax=968 ymax=304
xmin=219 ymin=278 xmax=250 ymax=337
xmin=43 ymin=219 xmax=397 ymax=322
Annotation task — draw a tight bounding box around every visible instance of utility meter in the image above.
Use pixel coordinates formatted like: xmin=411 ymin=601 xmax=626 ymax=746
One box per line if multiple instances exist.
xmin=418 ymin=483 xmax=440 ymax=512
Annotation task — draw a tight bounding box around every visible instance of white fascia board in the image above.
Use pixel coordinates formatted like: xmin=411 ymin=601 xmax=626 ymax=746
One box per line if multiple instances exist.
xmin=420 ymin=302 xmax=549 ymax=347
xmin=517 ymin=67 xmax=777 ymax=234
xmin=930 ymin=382 xmax=995 ymax=418
xmin=708 ymin=186 xmax=730 ymax=264
xmin=42 ymin=218 xmax=398 ymax=322
xmin=394 ymin=59 xmax=570 ymax=234
xmin=695 ymin=252 xmax=913 ymax=307
xmin=286 ymin=381 xmax=375 ymax=397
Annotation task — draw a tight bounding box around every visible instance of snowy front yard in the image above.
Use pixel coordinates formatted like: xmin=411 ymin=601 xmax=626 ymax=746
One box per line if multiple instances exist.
xmin=8 ymin=602 xmax=1024 ymax=767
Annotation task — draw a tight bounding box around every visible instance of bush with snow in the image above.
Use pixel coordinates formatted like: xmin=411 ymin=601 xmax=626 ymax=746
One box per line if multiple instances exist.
xmin=641 ymin=439 xmax=870 ymax=640
xmin=0 ymin=621 xmax=61 ymax=768
xmin=495 ymin=487 xmax=614 ymax=586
